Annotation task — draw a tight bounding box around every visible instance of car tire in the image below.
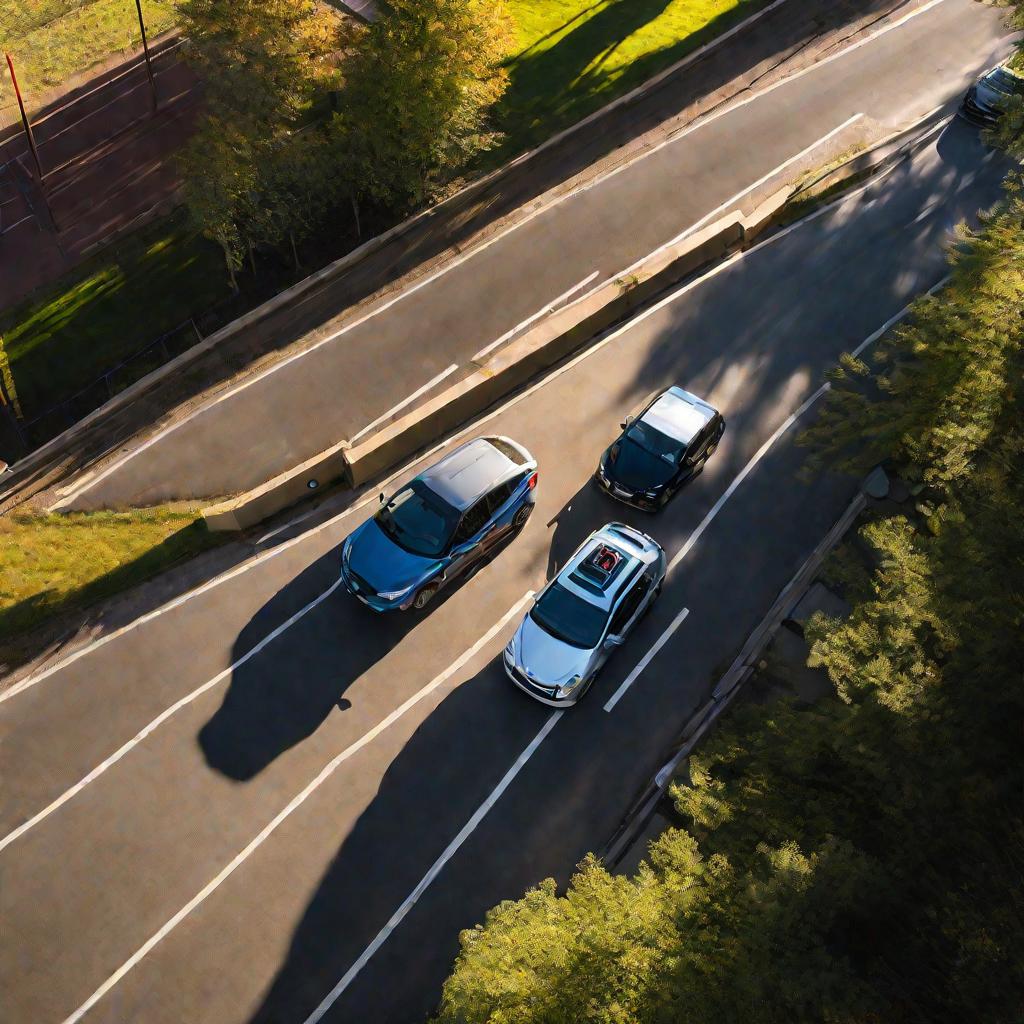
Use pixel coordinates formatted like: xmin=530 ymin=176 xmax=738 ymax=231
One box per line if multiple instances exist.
xmin=513 ymin=505 xmax=532 ymax=531
xmin=412 ymin=584 xmax=439 ymax=611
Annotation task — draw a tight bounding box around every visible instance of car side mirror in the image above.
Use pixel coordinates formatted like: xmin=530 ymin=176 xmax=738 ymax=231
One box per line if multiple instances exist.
xmin=604 ymin=634 xmax=624 ymax=649
xmin=378 ymin=492 xmax=386 ymax=504
xmin=620 ymin=415 xmax=633 ymax=430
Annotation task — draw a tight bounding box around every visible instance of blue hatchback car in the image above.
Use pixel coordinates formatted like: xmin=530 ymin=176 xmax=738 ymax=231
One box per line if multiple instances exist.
xmin=340 ymin=436 xmax=538 ymax=611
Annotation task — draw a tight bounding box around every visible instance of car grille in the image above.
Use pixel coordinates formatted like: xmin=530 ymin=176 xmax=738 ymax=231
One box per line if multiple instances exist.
xmin=345 ymin=567 xmax=377 ymax=597
xmin=509 ymin=663 xmax=556 ymax=696
xmin=961 ymin=94 xmax=996 ymax=125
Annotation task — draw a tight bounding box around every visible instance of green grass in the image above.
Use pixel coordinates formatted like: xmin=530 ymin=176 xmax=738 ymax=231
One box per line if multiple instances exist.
xmin=0 ymin=211 xmax=226 ymax=417
xmin=0 ymin=0 xmax=178 ymax=126
xmin=0 ymin=506 xmax=221 ymax=643
xmin=492 ymin=0 xmax=768 ymax=160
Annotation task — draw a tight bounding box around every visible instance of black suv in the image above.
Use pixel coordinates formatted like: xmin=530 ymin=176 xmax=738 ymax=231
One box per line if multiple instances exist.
xmin=960 ymin=64 xmax=1024 ymax=128
xmin=595 ymin=387 xmax=725 ymax=510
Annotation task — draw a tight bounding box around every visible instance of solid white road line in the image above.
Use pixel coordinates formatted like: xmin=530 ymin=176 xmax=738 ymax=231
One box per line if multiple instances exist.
xmin=666 ymin=382 xmax=830 ymax=577
xmin=58 ymin=592 xmax=534 ymax=1024
xmin=603 ymin=607 xmax=690 ymax=712
xmin=471 ymin=272 xmax=601 ymax=362
xmin=0 ymin=579 xmax=344 ymax=855
xmin=349 ymin=363 xmax=459 ymax=445
xmin=302 ymin=709 xmax=564 ymax=1024
xmin=55 ymin=0 xmax=957 ymax=510
xmin=573 ymin=0 xmax=954 ymax=201
xmin=2 ymin=112 xmax=962 ymax=707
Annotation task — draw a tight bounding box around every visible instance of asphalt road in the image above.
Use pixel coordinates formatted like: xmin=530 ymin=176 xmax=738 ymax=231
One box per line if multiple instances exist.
xmin=0 ymin=117 xmax=1010 ymax=1023
xmin=57 ymin=0 xmax=1014 ymax=509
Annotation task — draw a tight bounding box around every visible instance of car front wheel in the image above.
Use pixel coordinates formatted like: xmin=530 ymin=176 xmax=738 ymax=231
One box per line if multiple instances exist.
xmin=412 ymin=584 xmax=439 ymax=610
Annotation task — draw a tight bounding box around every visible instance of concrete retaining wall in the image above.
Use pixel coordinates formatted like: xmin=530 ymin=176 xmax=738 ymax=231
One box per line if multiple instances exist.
xmin=201 ymin=207 xmax=771 ymax=531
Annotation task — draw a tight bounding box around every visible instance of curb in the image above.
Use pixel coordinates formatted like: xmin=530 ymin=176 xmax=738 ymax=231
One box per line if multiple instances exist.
xmin=786 ymin=103 xmax=952 ymax=208
xmin=600 ymin=489 xmax=868 ymax=871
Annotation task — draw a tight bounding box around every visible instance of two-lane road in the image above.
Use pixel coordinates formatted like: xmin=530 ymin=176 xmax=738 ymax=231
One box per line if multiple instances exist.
xmin=0 ymin=119 xmax=1010 ymax=1023
xmin=56 ymin=0 xmax=1014 ymax=509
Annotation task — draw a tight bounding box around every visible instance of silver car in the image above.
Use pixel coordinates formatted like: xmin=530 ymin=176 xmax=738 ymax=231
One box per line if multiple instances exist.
xmin=504 ymin=523 xmax=667 ymax=706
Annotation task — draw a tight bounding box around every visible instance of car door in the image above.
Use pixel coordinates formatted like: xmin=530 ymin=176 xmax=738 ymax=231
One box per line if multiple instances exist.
xmin=684 ymin=419 xmax=718 ymax=475
xmin=483 ymin=478 xmax=518 ymax=540
xmin=598 ymin=574 xmax=649 ymax=669
xmin=448 ymin=497 xmax=492 ymax=577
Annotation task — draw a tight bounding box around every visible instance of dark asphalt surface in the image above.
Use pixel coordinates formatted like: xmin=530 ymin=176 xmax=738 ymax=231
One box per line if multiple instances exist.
xmin=0 ymin=115 xmax=1011 ymax=1023
xmin=58 ymin=0 xmax=1013 ymax=508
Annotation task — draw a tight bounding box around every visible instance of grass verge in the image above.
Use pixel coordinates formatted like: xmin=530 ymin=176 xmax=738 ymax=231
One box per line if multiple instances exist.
xmin=0 ymin=506 xmax=221 ymax=644
xmin=491 ymin=0 xmax=769 ymax=162
xmin=0 ymin=0 xmax=178 ymax=127
xmin=0 ymin=209 xmax=226 ymax=418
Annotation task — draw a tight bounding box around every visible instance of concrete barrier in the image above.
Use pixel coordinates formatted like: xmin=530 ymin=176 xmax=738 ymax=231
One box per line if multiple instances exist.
xmin=202 ymin=213 xmax=745 ymax=530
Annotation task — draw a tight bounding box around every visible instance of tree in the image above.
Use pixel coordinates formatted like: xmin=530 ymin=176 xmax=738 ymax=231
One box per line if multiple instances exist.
xmin=334 ymin=0 xmax=515 ymax=210
xmin=176 ymin=0 xmax=346 ymax=276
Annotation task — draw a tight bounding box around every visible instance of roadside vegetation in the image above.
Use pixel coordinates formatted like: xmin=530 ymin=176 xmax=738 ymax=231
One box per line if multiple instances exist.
xmin=493 ymin=0 xmax=765 ymax=160
xmin=0 ymin=211 xmax=224 ymax=420
xmin=0 ymin=0 xmax=177 ymax=128
xmin=0 ymin=506 xmax=219 ymax=646
xmin=430 ymin=142 xmax=1024 ymax=1024
xmin=2 ymin=0 xmax=769 ymax=425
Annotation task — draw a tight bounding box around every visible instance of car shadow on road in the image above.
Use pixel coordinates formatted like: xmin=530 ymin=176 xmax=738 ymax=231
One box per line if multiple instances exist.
xmin=544 ymin=476 xmax=644 ymax=581
xmin=197 ymin=553 xmax=421 ymax=781
xmin=200 ymin=525 xmax=531 ymax=782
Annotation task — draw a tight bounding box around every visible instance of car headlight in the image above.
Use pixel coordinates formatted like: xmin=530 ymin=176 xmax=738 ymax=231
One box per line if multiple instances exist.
xmin=555 ymin=675 xmax=583 ymax=699
xmin=376 ymin=584 xmax=415 ymax=601
xmin=341 ymin=542 xmax=352 ymax=571
xmin=503 ymin=641 xmax=515 ymax=664
xmin=643 ymin=488 xmax=662 ymax=499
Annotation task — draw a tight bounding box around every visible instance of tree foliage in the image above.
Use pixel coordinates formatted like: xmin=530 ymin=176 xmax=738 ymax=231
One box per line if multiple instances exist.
xmin=333 ymin=0 xmax=515 ymax=207
xmin=177 ymin=0 xmax=348 ymax=273
xmin=433 ymin=164 xmax=1024 ymax=1024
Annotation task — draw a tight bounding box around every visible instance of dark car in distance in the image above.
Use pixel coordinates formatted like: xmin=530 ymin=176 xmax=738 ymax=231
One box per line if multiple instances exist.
xmin=960 ymin=63 xmax=1024 ymax=128
xmin=341 ymin=436 xmax=537 ymax=611
xmin=595 ymin=387 xmax=724 ymax=510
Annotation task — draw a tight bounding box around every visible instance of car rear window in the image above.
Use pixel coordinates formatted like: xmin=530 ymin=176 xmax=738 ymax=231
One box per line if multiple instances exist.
xmin=486 ymin=437 xmax=522 ymax=464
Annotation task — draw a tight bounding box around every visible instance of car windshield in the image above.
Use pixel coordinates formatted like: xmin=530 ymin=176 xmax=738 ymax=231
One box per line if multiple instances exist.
xmin=625 ymin=420 xmax=683 ymax=464
xmin=987 ymin=67 xmax=1024 ymax=95
xmin=375 ymin=480 xmax=459 ymax=557
xmin=530 ymin=582 xmax=608 ymax=649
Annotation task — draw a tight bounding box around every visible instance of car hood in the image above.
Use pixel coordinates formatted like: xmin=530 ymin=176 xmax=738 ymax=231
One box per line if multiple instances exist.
xmin=346 ymin=518 xmax=439 ymax=592
xmin=514 ymin=614 xmax=595 ymax=687
xmin=604 ymin=439 xmax=678 ymax=491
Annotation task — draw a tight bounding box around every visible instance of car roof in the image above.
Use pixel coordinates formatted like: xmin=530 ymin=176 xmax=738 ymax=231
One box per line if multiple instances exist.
xmin=555 ymin=524 xmax=657 ymax=611
xmin=418 ymin=438 xmax=519 ymax=511
xmin=638 ymin=387 xmax=716 ymax=446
